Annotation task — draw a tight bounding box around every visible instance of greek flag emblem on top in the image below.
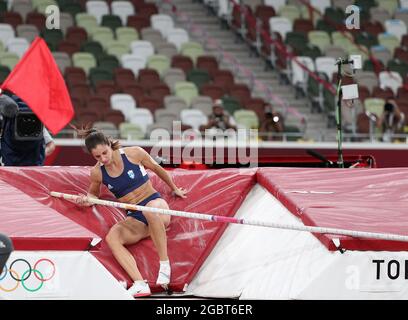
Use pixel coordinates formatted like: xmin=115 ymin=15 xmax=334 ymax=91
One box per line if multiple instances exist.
xmin=127 ymin=170 xmax=135 ymax=179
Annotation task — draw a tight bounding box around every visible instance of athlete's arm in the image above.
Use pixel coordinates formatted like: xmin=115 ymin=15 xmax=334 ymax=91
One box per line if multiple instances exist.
xmin=76 ymin=166 xmax=101 ymax=206
xmin=130 ymin=147 xmax=187 ymax=198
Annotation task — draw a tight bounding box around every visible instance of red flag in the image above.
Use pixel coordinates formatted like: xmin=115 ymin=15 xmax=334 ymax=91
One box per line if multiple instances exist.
xmin=1 ymin=37 xmax=74 ymax=135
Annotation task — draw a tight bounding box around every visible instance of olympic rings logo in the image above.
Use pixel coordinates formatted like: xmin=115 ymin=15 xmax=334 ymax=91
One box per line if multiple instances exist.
xmin=0 ymin=258 xmax=56 ymax=292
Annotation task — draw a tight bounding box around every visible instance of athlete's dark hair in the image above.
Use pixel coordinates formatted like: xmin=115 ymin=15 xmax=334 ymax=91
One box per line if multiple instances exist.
xmin=71 ymin=124 xmax=120 ymax=152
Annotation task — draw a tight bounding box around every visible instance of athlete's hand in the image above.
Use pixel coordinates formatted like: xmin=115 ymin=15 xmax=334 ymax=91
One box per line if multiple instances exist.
xmin=74 ymin=194 xmax=94 ymax=207
xmin=173 ymin=187 xmax=188 ymax=198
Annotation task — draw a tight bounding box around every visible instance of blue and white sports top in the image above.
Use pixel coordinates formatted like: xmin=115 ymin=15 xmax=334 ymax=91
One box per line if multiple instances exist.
xmin=100 ymin=149 xmax=149 ymax=198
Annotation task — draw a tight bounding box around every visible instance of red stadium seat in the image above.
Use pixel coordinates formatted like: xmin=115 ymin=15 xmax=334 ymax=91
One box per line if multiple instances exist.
xmin=149 ymin=84 xmax=171 ymax=104
xmin=138 ymin=68 xmax=161 ymax=91
xmin=171 ymin=55 xmax=194 ymax=74
xmin=121 ymin=83 xmax=145 ymax=102
xmin=196 ymin=55 xmax=218 ymax=78
xmin=200 ymin=84 xmax=225 ymax=101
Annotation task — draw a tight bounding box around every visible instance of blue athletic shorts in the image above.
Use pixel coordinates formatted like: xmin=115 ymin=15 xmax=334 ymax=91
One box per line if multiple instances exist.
xmin=126 ymin=192 xmax=162 ymax=226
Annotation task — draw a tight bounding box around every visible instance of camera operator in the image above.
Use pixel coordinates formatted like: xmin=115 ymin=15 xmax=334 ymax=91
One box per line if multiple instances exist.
xmin=259 ymin=104 xmax=284 ymax=141
xmin=378 ymin=98 xmax=405 ymax=142
xmin=0 ymin=92 xmax=54 ymax=166
xmin=200 ymin=99 xmax=237 ymax=132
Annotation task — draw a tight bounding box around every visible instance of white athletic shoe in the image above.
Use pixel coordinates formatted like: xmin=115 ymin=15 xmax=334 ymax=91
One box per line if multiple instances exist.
xmin=156 ymin=260 xmax=171 ymax=288
xmin=127 ymin=280 xmax=151 ymax=298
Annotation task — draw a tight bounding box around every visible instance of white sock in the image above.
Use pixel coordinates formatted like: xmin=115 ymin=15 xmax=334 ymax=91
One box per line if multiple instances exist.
xmin=160 ymin=260 xmax=170 ymax=267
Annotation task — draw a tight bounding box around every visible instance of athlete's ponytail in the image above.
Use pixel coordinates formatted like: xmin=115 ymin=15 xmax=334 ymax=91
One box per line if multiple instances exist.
xmin=70 ymin=123 xmax=121 ymax=152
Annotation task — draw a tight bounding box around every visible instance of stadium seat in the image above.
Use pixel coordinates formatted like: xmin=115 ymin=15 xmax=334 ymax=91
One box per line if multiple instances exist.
xmin=222 ymin=96 xmax=241 ymax=115
xmin=6 ymin=37 xmax=29 ymax=58
xmin=119 ymin=122 xmax=145 ymax=140
xmin=42 ymin=29 xmax=64 ymax=49
xmin=264 ymin=0 xmax=286 ymax=12
xmin=269 ymin=16 xmax=292 ymax=40
xmin=378 ymin=0 xmax=399 ymax=15
xmin=196 ymin=55 xmax=219 ymax=77
xmin=121 ymin=83 xmax=144 ymax=101
xmin=61 ymin=2 xmax=83 ymax=18
xmin=308 ymin=31 xmax=331 ymax=53
xmin=11 ymin=1 xmax=33 ymax=20
xmin=2 ymin=12 xmax=23 ymax=30
xmin=180 ymin=42 xmax=204 ymax=63
xmin=76 ymin=13 xmax=99 ymax=34
xmin=354 ymin=71 xmax=379 ymax=94
xmin=156 ymin=42 xmax=178 ymax=60
xmin=378 ymin=33 xmax=400 ymax=54
xmin=364 ymin=98 xmax=385 ymax=118
xmin=94 ymin=121 xmax=119 ymax=137
xmin=191 ymin=96 xmax=213 ymax=116
xmin=114 ymin=67 xmax=136 ymax=85
xmin=187 ymin=69 xmax=211 ymax=90
xmin=88 ymin=67 xmax=113 ymax=87
xmin=180 ymin=109 xmax=208 ymax=130
xmin=138 ymin=68 xmax=161 ymax=91
xmin=26 ymin=12 xmax=46 ymax=31
xmin=86 ymin=0 xmax=109 ymax=24
xmin=163 ymin=68 xmax=186 ymax=91
xmin=387 ymin=60 xmax=408 ymax=79
xmin=151 ymin=14 xmax=174 ymax=38
xmin=155 ymin=109 xmax=179 ymax=128
xmin=16 ymin=24 xmax=39 ymax=43
xmin=149 ymin=84 xmax=171 ymax=104
xmin=111 ymin=1 xmax=135 ymax=25
xmin=141 ymin=27 xmax=162 ymax=42
xmin=137 ymin=96 xmax=162 ymax=114
xmin=94 ymin=80 xmax=119 ymax=101
xmin=59 ymin=12 xmax=75 ymax=35
xmin=52 ymin=51 xmax=71 ymax=73
xmin=394 ymin=8 xmax=408 ymax=27
xmin=72 ymin=52 xmax=97 ymax=75
xmin=104 ymin=110 xmax=126 ymax=127
xmin=245 ymin=98 xmax=266 ymax=121
xmin=384 ymin=19 xmax=407 ymax=42
xmin=130 ymin=40 xmax=154 ymax=59
xmin=171 ymin=54 xmax=194 ymax=74
xmin=66 ymin=26 xmax=88 ymax=47
xmin=81 ymin=40 xmax=104 ymax=59
xmin=101 ymin=14 xmax=123 ymax=32
xmin=310 ymin=0 xmax=331 ymax=14
xmin=370 ymin=45 xmax=392 ymax=66
xmin=166 ymin=28 xmax=189 ymax=51
xmin=228 ymin=84 xmax=252 ymax=107
xmin=0 ymin=24 xmax=15 ymax=47
xmin=127 ymin=15 xmax=150 ymax=32
xmin=86 ymin=94 xmax=110 ymax=111
xmin=164 ymin=95 xmax=188 ymax=114
xmin=127 ymin=108 xmax=154 ymax=133
xmin=110 ymin=93 xmax=137 ymax=118
xmin=233 ymin=110 xmax=259 ymax=129
xmin=0 ymin=52 xmax=19 ymax=70
xmin=175 ymin=81 xmax=199 ymax=107
xmin=147 ymin=54 xmax=170 ymax=76
xmin=121 ymin=53 xmax=147 ymax=76
xmin=91 ymin=27 xmax=115 ymax=48
xmin=315 ymin=57 xmax=337 ymax=81
xmin=105 ymin=40 xmax=129 ymax=60
xmin=201 ymin=83 xmax=225 ymax=101
xmin=116 ymin=27 xmax=139 ymax=45
xmin=379 ymin=71 xmax=403 ymax=95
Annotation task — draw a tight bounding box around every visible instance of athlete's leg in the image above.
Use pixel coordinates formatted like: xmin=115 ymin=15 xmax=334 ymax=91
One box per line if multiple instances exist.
xmin=105 ymin=217 xmax=149 ymax=281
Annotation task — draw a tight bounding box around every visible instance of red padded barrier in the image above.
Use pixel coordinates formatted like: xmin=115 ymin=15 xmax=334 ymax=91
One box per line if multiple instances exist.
xmin=0 ymin=167 xmax=256 ymax=292
xmin=257 ymin=168 xmax=408 ymax=251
